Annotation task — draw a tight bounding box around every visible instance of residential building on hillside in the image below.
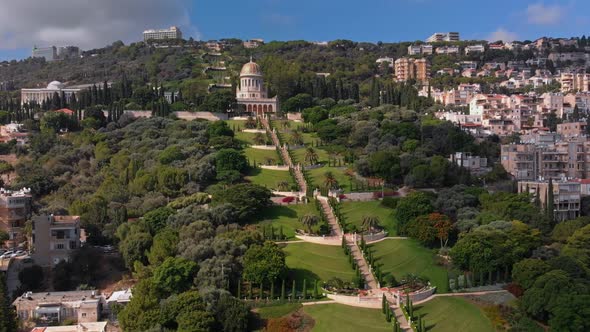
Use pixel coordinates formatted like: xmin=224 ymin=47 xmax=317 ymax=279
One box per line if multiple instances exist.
xmin=13 ymin=290 xmax=105 ymax=324
xmin=518 ymin=180 xmax=581 ymax=222
xmin=57 ymin=46 xmax=80 ymax=59
xmin=407 ymin=44 xmax=433 ymax=55
xmin=0 ymin=188 xmax=32 ymax=249
xmin=426 ymin=32 xmax=460 ymax=42
xmin=32 ymin=215 xmax=81 ymax=266
xmin=449 ymin=152 xmax=489 ymax=175
xmin=435 ymin=46 xmax=460 ymax=54
xmin=243 ymin=39 xmax=264 ymax=48
xmin=502 ymin=138 xmax=590 ymax=180
xmin=21 ymin=81 xmax=81 ymax=106
xmin=464 ymin=44 xmax=485 ymax=55
xmin=32 ymin=46 xmax=57 ymax=61
xmin=557 ymin=122 xmax=588 ymax=138
xmin=143 ymin=26 xmax=182 ymax=41
xmin=236 ymin=59 xmax=279 ymax=116
xmin=394 ymin=58 xmax=430 ymax=83
xmin=560 ymin=73 xmax=590 ymax=93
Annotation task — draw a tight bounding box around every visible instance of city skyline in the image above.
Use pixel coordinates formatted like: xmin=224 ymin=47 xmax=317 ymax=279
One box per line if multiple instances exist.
xmin=1 ymin=0 xmax=589 ymax=61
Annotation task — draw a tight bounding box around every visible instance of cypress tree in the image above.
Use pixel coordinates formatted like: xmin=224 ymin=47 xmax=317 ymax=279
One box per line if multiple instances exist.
xmin=291 ymin=280 xmax=296 ymax=301
xmin=249 ymin=282 xmax=253 ymax=299
xmin=546 ymin=179 xmax=555 ymax=225
xmin=302 ymin=279 xmax=307 ymax=300
xmin=382 ymin=294 xmax=387 ymax=314
xmin=455 ymin=275 xmax=460 ymax=290
xmin=0 ymin=275 xmax=17 ymax=332
xmin=270 ymin=281 xmax=275 ymax=300
xmin=281 ymin=279 xmax=286 ymax=300
xmin=312 ymin=280 xmax=318 ymax=299
xmin=237 ymin=279 xmax=242 ymax=299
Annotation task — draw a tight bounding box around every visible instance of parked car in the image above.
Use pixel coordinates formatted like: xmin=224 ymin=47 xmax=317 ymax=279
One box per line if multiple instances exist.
xmin=15 ymin=250 xmax=27 ymax=257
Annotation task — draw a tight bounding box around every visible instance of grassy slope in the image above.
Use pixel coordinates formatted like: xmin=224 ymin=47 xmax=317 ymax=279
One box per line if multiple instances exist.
xmin=283 ymin=242 xmax=355 ymax=283
xmin=304 ymin=304 xmax=390 ymax=332
xmin=370 ymin=239 xmax=449 ymax=293
xmin=340 ymin=201 xmax=397 ymax=235
xmin=243 ymin=147 xmax=281 ymax=165
xmin=245 ymin=168 xmax=295 ymax=190
xmin=258 ymin=204 xmax=320 ymax=240
xmin=414 ymin=297 xmax=494 ymax=332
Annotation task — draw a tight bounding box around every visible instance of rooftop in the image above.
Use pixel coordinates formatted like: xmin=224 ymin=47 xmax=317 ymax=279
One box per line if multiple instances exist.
xmin=13 ymin=290 xmax=102 ymax=310
xmin=30 ymin=322 xmax=107 ymax=332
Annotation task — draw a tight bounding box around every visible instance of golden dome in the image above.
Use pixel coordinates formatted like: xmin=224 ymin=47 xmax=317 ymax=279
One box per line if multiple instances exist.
xmin=240 ymin=60 xmax=262 ymax=76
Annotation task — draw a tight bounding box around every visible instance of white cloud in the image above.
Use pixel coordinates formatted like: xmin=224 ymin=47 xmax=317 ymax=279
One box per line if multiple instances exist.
xmin=526 ymin=3 xmax=566 ymax=25
xmin=487 ymin=28 xmax=518 ymax=43
xmin=0 ymin=0 xmax=197 ymax=50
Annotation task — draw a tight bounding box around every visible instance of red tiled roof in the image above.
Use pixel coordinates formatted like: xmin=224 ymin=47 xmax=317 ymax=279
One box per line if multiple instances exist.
xmin=575 ymin=179 xmax=590 ymax=184
xmin=56 ymin=108 xmax=75 ymax=115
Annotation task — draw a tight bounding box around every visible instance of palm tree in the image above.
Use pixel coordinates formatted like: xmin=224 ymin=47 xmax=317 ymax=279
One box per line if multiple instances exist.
xmin=304 ymin=147 xmax=319 ymax=165
xmin=277 ymin=181 xmax=290 ymax=191
xmin=282 ymin=121 xmax=291 ymax=130
xmin=300 ymin=214 xmax=320 ymax=234
xmin=253 ymin=132 xmax=266 ymax=145
xmin=289 ymin=130 xmax=304 ymax=146
xmin=361 ymin=215 xmax=381 ymax=233
xmin=324 ymin=171 xmax=339 ymax=190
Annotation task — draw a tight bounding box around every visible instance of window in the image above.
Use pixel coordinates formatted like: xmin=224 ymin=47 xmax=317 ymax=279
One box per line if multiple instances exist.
xmin=55 ymin=243 xmax=65 ymax=250
xmin=81 ymin=313 xmax=87 ymax=318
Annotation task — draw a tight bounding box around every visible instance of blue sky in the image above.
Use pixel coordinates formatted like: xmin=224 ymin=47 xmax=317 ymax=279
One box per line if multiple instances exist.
xmin=0 ymin=0 xmax=588 ymax=61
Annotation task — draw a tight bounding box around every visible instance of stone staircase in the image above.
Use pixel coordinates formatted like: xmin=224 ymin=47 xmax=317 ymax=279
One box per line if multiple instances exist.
xmin=261 ymin=117 xmax=307 ymax=194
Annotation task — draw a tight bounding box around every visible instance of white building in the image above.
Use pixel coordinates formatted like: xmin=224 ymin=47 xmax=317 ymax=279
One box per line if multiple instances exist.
xmin=143 ymin=26 xmax=182 ymax=41
xmin=426 ymin=32 xmax=460 ymax=42
xmin=465 ymin=44 xmax=485 ymax=55
xmin=32 ymin=46 xmax=57 ymax=61
xmin=449 ymin=152 xmax=489 ymax=175
xmin=236 ymin=59 xmax=279 ymax=116
xmin=21 ymin=81 xmax=80 ymax=106
xmin=435 ymin=46 xmax=460 ymax=54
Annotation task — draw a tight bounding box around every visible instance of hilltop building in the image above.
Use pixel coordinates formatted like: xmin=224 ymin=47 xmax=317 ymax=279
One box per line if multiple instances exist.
xmin=426 ymin=32 xmax=460 ymax=42
xmin=236 ymin=59 xmax=279 ymax=116
xmin=20 ymin=81 xmax=81 ymax=106
xmin=13 ymin=290 xmax=104 ymax=325
xmin=143 ymin=26 xmax=182 ymax=41
xmin=518 ymin=180 xmax=581 ymax=222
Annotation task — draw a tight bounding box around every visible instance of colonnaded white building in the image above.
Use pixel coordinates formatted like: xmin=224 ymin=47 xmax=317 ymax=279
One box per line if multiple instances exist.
xmin=236 ymin=59 xmax=279 ymax=116
xmin=20 ymin=81 xmax=80 ymax=106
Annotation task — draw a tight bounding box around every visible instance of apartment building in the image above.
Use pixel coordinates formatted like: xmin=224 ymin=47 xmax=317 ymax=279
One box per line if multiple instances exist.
xmin=518 ymin=180 xmax=581 ymax=222
xmin=31 ymin=322 xmax=107 ymax=332
xmin=469 ymin=94 xmax=508 ymax=116
xmin=541 ymin=92 xmax=565 ymax=116
xmin=32 ymin=215 xmax=81 ymax=266
xmin=449 ymin=152 xmax=489 ymax=175
xmin=243 ymin=39 xmax=264 ymax=48
xmin=0 ymin=188 xmax=32 ymax=249
xmin=426 ymin=32 xmax=460 ymax=42
xmin=435 ymin=46 xmax=460 ymax=54
xmin=13 ymin=290 xmax=104 ymax=324
xmin=32 ymin=46 xmax=57 ymax=62
xmin=502 ymin=138 xmax=590 ymax=180
xmin=394 ymin=58 xmax=430 ymax=83
xmin=564 ymin=92 xmax=590 ymax=111
xmin=560 ymin=73 xmax=590 ymax=93
xmin=557 ymin=122 xmax=588 ymax=138
xmin=407 ymin=44 xmax=433 ymax=55
xmin=465 ymin=44 xmax=485 ymax=55
xmin=143 ymin=26 xmax=182 ymax=41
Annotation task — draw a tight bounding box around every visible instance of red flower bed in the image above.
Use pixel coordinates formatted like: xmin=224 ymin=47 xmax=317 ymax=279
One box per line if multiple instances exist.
xmin=339 ymin=194 xmax=347 ymax=200
xmin=504 ymin=283 xmax=524 ymax=297
xmin=282 ymin=196 xmax=295 ymax=203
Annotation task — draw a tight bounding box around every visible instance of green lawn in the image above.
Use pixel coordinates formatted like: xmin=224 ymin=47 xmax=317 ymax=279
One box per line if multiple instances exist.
xmin=291 ymin=147 xmax=331 ymax=165
xmin=414 ymin=297 xmax=494 ymax=332
xmin=234 ymin=131 xmax=258 ymax=145
xmin=370 ymin=239 xmax=449 ymax=293
xmin=245 ymin=168 xmax=295 ymax=191
xmin=340 ymin=201 xmax=396 ymax=235
xmin=243 ymin=147 xmax=281 ymax=166
xmin=225 ymin=119 xmax=246 ymax=132
xmin=256 ymin=303 xmax=302 ymax=319
xmin=283 ymin=242 xmax=355 ymax=283
xmin=304 ymin=304 xmax=390 ymax=332
xmin=307 ymin=166 xmax=354 ymax=193
xmin=258 ymin=204 xmax=320 ymax=240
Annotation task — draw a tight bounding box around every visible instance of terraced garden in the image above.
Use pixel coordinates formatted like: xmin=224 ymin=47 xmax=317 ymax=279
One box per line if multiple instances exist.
xmin=414 ymin=297 xmax=494 ymax=332
xmin=258 ymin=204 xmax=320 ymax=240
xmin=340 ymin=200 xmax=397 ymax=235
xmin=283 ymin=242 xmax=355 ymax=283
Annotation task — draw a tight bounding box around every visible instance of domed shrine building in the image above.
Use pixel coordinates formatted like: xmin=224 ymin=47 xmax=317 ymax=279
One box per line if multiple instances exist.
xmin=20 ymin=81 xmax=81 ymax=106
xmin=236 ymin=59 xmax=279 ymax=116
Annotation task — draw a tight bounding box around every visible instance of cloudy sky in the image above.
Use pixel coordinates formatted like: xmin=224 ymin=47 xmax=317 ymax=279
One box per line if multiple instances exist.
xmin=0 ymin=0 xmax=588 ymax=60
